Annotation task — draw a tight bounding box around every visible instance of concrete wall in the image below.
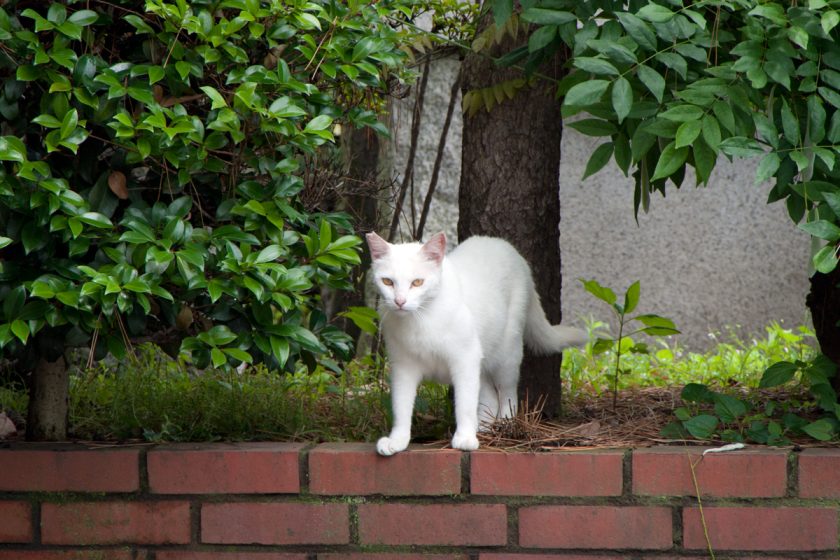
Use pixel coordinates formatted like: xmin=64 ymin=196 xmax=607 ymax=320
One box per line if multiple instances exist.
xmin=390 ymin=57 xmax=811 ymax=349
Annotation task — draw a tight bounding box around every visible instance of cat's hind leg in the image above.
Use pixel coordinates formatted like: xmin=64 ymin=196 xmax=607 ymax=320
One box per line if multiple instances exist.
xmin=478 ymin=377 xmax=500 ymax=430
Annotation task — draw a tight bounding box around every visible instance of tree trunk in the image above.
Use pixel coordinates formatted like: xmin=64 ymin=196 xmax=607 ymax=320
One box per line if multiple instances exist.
xmin=807 ymin=268 xmax=840 ymax=392
xmin=458 ymin=29 xmax=567 ymax=418
xmin=26 ymin=354 xmax=68 ymax=441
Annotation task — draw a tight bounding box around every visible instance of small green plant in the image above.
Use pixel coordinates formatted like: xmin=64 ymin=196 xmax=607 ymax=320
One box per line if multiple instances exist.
xmin=663 ymin=354 xmax=839 ymax=444
xmin=580 ymin=279 xmax=680 ymax=411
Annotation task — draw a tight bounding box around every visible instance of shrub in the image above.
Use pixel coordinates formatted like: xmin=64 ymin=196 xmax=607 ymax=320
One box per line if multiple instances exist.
xmin=0 ymin=0 xmax=409 ymax=375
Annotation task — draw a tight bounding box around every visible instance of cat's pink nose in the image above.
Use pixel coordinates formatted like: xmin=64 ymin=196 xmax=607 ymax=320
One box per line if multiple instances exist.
xmin=394 ymin=296 xmax=406 ymax=308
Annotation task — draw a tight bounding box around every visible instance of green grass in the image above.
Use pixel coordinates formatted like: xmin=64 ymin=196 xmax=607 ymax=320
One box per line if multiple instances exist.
xmin=0 ymin=322 xmax=819 ymax=443
xmin=561 ymin=320 xmax=817 ymax=397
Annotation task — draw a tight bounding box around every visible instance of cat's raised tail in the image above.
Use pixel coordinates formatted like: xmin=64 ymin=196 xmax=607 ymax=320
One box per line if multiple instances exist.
xmin=524 ymin=288 xmax=588 ymax=354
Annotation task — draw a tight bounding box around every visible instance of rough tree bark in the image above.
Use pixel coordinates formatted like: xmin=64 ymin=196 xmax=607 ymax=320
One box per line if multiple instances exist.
xmin=25 ymin=333 xmax=69 ymax=440
xmin=806 ymin=269 xmax=840 ymax=391
xmin=458 ymin=31 xmax=567 ymax=418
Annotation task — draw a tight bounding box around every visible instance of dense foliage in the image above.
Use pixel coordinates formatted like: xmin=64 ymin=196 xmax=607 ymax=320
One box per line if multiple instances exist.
xmin=0 ymin=0 xmax=410 ymax=371
xmin=488 ymin=0 xmax=840 ymax=279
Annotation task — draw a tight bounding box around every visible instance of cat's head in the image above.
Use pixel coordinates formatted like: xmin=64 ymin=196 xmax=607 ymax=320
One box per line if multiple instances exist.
xmin=365 ymin=231 xmax=446 ymax=313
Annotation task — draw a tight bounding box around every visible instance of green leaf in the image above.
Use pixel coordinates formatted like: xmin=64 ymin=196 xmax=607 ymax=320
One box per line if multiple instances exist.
xmin=681 ymin=383 xmax=715 ymax=404
xmin=637 ymin=65 xmax=665 ymax=103
xmin=295 ymin=12 xmax=321 ymax=30
xmin=822 ymin=10 xmax=840 ymax=34
xmin=808 ymin=95 xmax=827 ymax=143
xmin=612 ymin=77 xmax=632 ymax=123
xmin=637 ymin=3 xmax=675 ymax=23
xmin=564 ymin=79 xmax=609 ymax=107
xmin=799 ymin=219 xmax=840 ymax=241
xmin=635 ymin=314 xmax=679 ymax=334
xmin=10 ymin=319 xmax=29 ymax=344
xmin=60 ymin=109 xmax=79 ymax=140
xmin=78 ymin=212 xmax=112 ymax=229
xmin=814 ymin=244 xmax=839 ymax=274
xmin=616 ymin=12 xmax=657 ymax=51
xmin=200 ymin=86 xmax=228 ymax=110
xmin=819 ymin=86 xmax=840 ymax=110
xmin=148 ymin=66 xmax=165 ymax=85
xmin=623 ymin=281 xmax=640 ymax=315
xmin=492 ymin=0 xmax=513 ymax=26
xmin=659 ymin=105 xmax=704 ymax=122
xmin=580 ymin=278 xmax=617 ymax=305
xmin=48 ymin=3 xmax=67 ymax=24
xmin=582 ymin=142 xmax=614 ymax=180
xmin=528 ymin=24 xmax=557 ymax=53
xmin=675 ymin=120 xmax=702 ymax=149
xmin=651 ymin=141 xmax=688 ymax=181
xmin=206 ymin=325 xmax=237 ymax=346
xmin=0 ymin=136 xmax=27 ymax=163
xmin=255 ymin=244 xmax=282 ymax=263
xmin=210 ymin=347 xmax=227 ymax=368
xmin=305 ymin=114 xmax=333 ymax=132
xmin=713 ymin=393 xmax=747 ymax=423
xmin=68 ymin=9 xmax=98 ymax=26
xmin=802 ymin=419 xmax=835 ymax=441
xmin=701 ymin=115 xmax=721 ymax=151
xmin=755 ymin=152 xmax=781 ymax=185
xmin=683 ymin=414 xmax=718 ymax=439
xmin=780 ymin=99 xmax=800 ymax=145
xmin=270 ymin=336 xmax=290 ymax=367
xmin=573 ymin=57 xmax=619 ymax=76
xmin=223 ymin=347 xmax=252 ymax=363
xmin=351 ymin=38 xmax=377 ymax=62
xmin=521 ymin=8 xmax=576 ymax=25
xmin=719 ymin=137 xmax=764 ymax=157
xmin=567 ymin=118 xmax=617 ymax=136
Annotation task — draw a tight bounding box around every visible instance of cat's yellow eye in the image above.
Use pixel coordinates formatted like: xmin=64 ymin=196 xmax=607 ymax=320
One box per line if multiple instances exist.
xmin=411 ymin=279 xmax=424 ymax=287
xmin=382 ymin=278 xmax=394 ymax=286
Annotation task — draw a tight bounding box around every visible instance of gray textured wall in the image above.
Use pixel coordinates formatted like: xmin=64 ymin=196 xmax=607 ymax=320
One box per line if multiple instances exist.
xmin=389 ymin=57 xmax=811 ymax=349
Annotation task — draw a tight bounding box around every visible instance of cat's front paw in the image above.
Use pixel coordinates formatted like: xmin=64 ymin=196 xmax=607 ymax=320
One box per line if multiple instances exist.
xmin=376 ymin=435 xmax=409 ymax=456
xmin=451 ymin=431 xmax=479 ymax=451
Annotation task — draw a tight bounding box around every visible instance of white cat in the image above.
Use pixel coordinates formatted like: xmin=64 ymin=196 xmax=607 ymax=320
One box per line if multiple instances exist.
xmin=366 ymin=231 xmax=587 ymax=456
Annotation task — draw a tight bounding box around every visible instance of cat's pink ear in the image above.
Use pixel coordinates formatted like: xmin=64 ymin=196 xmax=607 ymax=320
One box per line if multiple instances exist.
xmin=421 ymin=232 xmax=446 ymax=265
xmin=366 ymin=232 xmax=390 ymax=260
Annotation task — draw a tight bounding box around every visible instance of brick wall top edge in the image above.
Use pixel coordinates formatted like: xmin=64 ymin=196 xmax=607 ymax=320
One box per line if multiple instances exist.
xmin=311 ymin=442 xmax=456 ymax=454
xmin=633 ymin=445 xmax=791 ymax=456
xmin=147 ymin=442 xmax=309 ymax=452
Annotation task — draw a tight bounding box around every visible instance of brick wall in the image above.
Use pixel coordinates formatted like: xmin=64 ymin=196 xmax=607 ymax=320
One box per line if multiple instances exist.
xmin=1 ymin=442 xmax=839 ymax=558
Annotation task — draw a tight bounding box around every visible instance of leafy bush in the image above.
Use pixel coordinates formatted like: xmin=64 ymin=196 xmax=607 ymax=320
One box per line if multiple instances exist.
xmin=0 ymin=0 xmax=410 ymax=371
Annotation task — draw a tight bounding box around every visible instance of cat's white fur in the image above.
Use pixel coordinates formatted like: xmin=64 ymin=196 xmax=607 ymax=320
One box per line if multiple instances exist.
xmin=366 ymin=231 xmax=587 ymax=456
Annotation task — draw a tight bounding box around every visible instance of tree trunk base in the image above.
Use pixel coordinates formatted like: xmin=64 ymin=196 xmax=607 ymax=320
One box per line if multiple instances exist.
xmin=26 ymin=355 xmax=68 ymax=441
xmin=806 ymin=267 xmax=840 ymax=393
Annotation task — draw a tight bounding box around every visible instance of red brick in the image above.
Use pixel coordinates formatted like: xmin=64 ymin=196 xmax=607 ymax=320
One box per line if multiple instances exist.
xmin=471 ymin=450 xmax=623 ymax=496
xmin=633 ymin=447 xmax=788 ymax=497
xmin=41 ymin=501 xmax=191 ymax=545
xmin=683 ymin=507 xmax=838 ymax=551
xmin=318 ymin=552 xmax=469 ymax=560
xmin=148 ymin=443 xmax=303 ymax=494
xmin=358 ymin=503 xmax=507 ymax=546
xmin=0 ymin=448 xmax=139 ymax=492
xmin=519 ymin=506 xmax=673 ymax=550
xmin=479 ymin=556 xmax=624 ymax=559
xmin=0 ymin=501 xmax=32 ymax=543
xmin=157 ymin=554 xmax=307 ymax=560
xmin=201 ymin=502 xmax=349 ymax=545
xmin=0 ymin=552 xmax=133 ymax=560
xmin=799 ymin=448 xmax=840 ymax=498
xmin=309 ymin=442 xmax=461 ymax=495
